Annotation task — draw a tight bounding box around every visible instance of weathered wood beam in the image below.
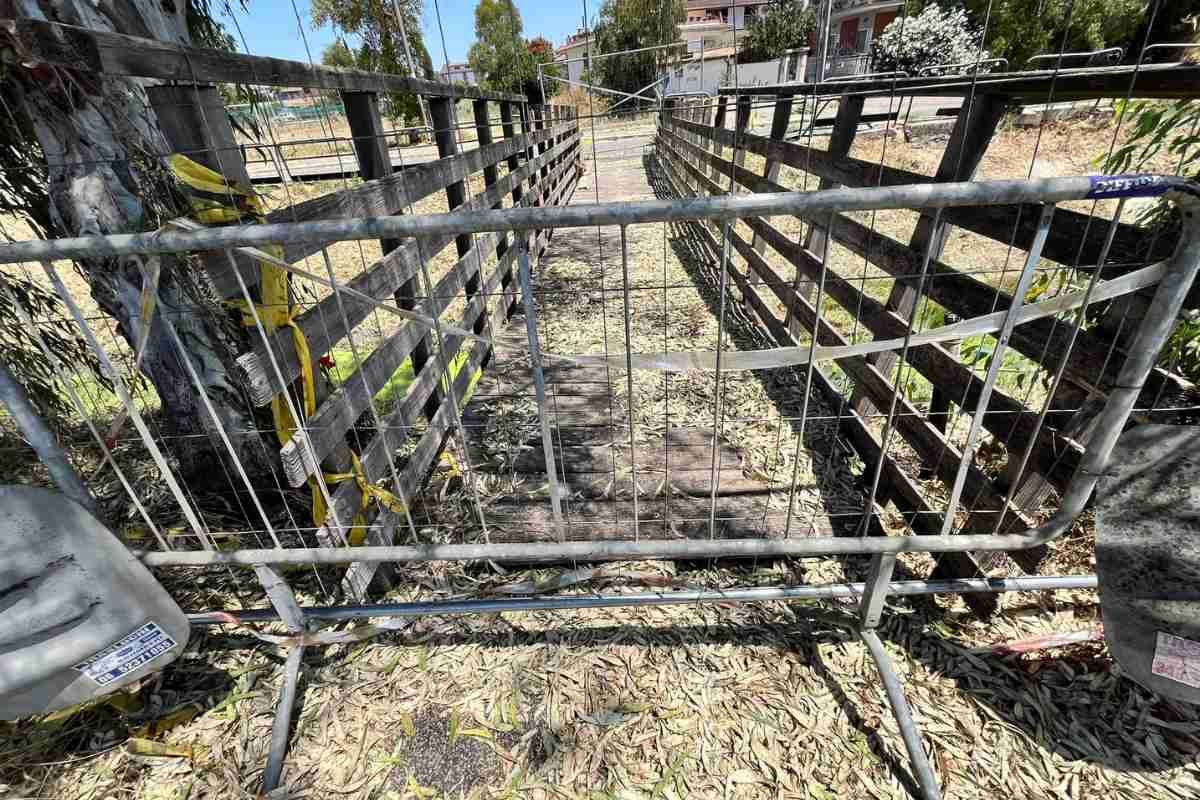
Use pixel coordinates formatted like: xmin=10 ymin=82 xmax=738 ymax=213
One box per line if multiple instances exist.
xmin=235 ymin=131 xmax=581 ymax=403
xmin=656 ymin=124 xmax=1194 ymax=409
xmin=791 ymin=94 xmax=861 ymax=315
xmin=342 ymin=91 xmax=400 ymax=255
xmin=858 ymin=95 xmax=1005 ymax=426
xmin=667 ymin=113 xmax=1180 ymax=274
xmin=716 ymin=64 xmax=1200 ymax=101
xmin=5 ymin=18 xmax=524 ymax=102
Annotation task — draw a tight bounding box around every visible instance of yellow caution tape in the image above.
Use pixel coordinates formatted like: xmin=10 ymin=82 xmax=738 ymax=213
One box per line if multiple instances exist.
xmin=168 ymin=153 xmax=396 ymax=539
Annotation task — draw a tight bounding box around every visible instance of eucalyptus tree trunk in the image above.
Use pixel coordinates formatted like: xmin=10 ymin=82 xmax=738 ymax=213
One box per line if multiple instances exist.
xmin=5 ymin=0 xmax=270 ymax=481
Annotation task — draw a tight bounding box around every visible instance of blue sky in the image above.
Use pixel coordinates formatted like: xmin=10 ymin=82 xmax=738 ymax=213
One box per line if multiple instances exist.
xmin=226 ymin=0 xmax=589 ymax=69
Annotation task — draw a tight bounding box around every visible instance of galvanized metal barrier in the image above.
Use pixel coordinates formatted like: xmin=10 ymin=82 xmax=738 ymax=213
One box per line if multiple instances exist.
xmin=2 ymin=172 xmax=1198 ymax=799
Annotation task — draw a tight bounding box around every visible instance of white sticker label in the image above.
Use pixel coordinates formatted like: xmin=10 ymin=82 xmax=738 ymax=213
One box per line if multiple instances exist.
xmin=73 ymin=622 xmax=177 ymax=686
xmin=1151 ymin=632 xmax=1200 ymax=689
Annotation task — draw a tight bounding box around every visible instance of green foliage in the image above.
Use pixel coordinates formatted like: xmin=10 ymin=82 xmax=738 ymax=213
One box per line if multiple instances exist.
xmin=464 ymin=0 xmax=559 ymax=98
xmin=0 ymin=269 xmax=107 ymax=426
xmin=591 ymin=0 xmax=684 ymax=101
xmin=1163 ymin=310 xmax=1200 ymax=382
xmin=1101 ymin=95 xmax=1200 ymax=382
xmin=313 ymin=0 xmax=434 ymax=124
xmin=462 ymin=0 xmax=526 ymax=96
xmin=738 ymin=0 xmax=815 ymax=64
xmin=909 ymin=0 xmax=1148 ymax=69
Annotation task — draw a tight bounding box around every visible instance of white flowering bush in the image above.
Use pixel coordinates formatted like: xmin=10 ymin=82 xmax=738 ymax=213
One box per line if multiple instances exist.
xmin=870 ymin=6 xmax=990 ymax=77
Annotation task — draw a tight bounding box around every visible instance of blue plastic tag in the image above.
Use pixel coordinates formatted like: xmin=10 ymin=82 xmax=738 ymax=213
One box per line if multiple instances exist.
xmin=1086 ymin=175 xmax=1172 ymax=200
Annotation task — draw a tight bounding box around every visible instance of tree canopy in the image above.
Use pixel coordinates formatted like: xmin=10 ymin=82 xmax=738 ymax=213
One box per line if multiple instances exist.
xmin=591 ymin=0 xmax=685 ymax=101
xmin=466 ymin=0 xmax=558 ymax=98
xmin=313 ymin=0 xmax=435 ymax=124
xmin=738 ymin=0 xmax=816 ymax=64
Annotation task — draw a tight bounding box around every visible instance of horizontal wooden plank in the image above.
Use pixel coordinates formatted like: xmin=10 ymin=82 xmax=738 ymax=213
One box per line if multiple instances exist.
xmin=321 ymin=169 xmax=580 ymax=534
xmin=8 ymin=18 xmax=524 ymax=101
xmin=483 ymin=495 xmax=809 ymax=542
xmin=737 ymin=212 xmax=1082 ymax=491
xmin=509 ymin=441 xmax=742 ymax=473
xmin=716 ymin=64 xmax=1200 ymax=102
xmin=500 ymin=470 xmax=783 ymax=501
xmin=658 ymin=124 xmax=1195 ymax=408
xmin=282 ymin=150 xmax=580 ymax=484
xmin=668 ymin=113 xmax=1178 ymax=272
xmin=656 ymin=150 xmax=994 ymax=603
xmin=235 ymin=131 xmax=580 ymax=404
xmin=267 ymin=122 xmax=574 ymax=264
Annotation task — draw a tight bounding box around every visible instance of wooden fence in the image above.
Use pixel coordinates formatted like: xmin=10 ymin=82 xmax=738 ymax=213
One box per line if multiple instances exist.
xmin=15 ymin=20 xmax=583 ymax=593
xmin=655 ymin=66 xmax=1198 ymax=612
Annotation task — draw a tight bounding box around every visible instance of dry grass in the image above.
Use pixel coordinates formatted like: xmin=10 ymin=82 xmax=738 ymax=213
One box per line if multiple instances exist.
xmin=5 ymin=568 xmax=1199 ymax=799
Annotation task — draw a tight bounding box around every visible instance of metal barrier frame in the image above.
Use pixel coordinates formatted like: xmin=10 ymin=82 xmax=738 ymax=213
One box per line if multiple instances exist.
xmin=3 ymin=175 xmax=1198 ymax=799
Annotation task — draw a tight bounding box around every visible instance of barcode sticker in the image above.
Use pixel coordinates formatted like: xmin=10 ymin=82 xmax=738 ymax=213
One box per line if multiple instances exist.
xmin=73 ymin=622 xmax=177 ymax=686
xmin=1151 ymin=632 xmax=1200 ymax=689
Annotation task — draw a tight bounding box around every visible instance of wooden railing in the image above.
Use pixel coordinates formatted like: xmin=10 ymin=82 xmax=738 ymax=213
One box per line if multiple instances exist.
xmin=656 ymin=67 xmax=1198 ymax=612
xmin=13 ymin=19 xmax=583 ymax=593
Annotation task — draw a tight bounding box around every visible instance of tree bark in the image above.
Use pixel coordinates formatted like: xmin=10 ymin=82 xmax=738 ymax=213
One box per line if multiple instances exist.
xmin=5 ymin=0 xmax=270 ymax=480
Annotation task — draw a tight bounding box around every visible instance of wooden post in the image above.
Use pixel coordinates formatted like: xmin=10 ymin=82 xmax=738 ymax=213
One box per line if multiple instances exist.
xmin=430 ymin=95 xmax=477 ymax=310
xmin=473 ymin=98 xmax=510 ymax=331
xmin=693 ymin=100 xmax=711 ymax=192
xmin=499 ymin=101 xmax=525 ymax=209
xmin=342 ymin=91 xmax=400 ymax=254
xmin=749 ymin=95 xmax=794 ymax=285
xmin=731 ymin=95 xmax=753 ymax=173
xmin=147 ymin=84 xmax=260 ymax=298
xmin=499 ymin=100 xmax=525 ymax=319
xmin=788 ymin=94 xmax=863 ymax=319
xmin=854 ymin=94 xmax=1008 ymax=582
xmin=855 ymin=94 xmax=1006 ymax=418
xmin=708 ymin=96 xmax=728 ymax=183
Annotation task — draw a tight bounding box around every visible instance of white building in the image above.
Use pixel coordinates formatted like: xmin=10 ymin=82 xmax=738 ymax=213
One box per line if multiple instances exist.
xmin=816 ymin=0 xmax=904 ymax=78
xmin=554 ymin=29 xmax=594 ymax=87
xmin=439 ymin=62 xmax=477 ymax=85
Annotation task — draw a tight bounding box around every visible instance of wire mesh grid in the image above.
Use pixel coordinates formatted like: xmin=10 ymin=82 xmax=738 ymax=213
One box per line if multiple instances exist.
xmin=2 ymin=2 xmax=1200 ymax=797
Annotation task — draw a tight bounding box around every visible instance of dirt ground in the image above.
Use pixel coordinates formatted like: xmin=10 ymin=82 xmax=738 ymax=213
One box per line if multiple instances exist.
xmin=3 ymin=110 xmax=1200 ymax=798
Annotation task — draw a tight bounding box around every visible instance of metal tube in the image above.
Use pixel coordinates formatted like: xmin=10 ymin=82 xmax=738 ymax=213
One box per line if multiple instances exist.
xmin=517 ymin=237 xmax=566 ymax=535
xmin=6 ymin=177 xmax=1191 ymax=266
xmin=186 ymin=575 xmax=1098 ymax=625
xmin=938 ymin=203 xmax=1056 ymax=536
xmin=859 ymin=629 xmax=942 ymax=800
xmin=1014 ymin=188 xmax=1200 ymax=549
xmin=261 ymin=644 xmax=304 ymax=793
xmin=0 ymin=359 xmax=96 ymax=513
xmin=554 ymin=40 xmax=687 ymax=66
xmin=859 ymin=553 xmax=896 ymax=629
xmin=618 ymin=226 xmax=640 ymax=539
xmin=918 ymin=58 xmax=1008 ymax=76
xmin=717 ymin=62 xmax=1189 ymax=98
xmin=543 ymin=73 xmax=658 ymax=103
xmin=1027 ymin=47 xmax=1124 ymax=68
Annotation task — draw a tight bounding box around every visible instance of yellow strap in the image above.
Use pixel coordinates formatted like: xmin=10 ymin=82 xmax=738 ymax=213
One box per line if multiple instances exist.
xmin=167 ymin=153 xmax=338 ymax=534
xmin=324 ymin=453 xmax=408 ymax=545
